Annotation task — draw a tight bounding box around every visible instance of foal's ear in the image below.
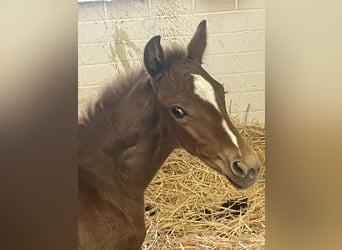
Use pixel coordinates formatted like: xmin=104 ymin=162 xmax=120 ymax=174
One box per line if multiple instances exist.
xmin=187 ymin=20 xmax=207 ymax=64
xmin=144 ymin=35 xmax=165 ymax=79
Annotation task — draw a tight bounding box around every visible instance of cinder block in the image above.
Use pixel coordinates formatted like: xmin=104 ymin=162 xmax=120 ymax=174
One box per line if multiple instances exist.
xmin=214 ymin=75 xmax=241 ymax=93
xmin=206 ymin=31 xmax=265 ymax=54
xmin=193 ymin=13 xmax=248 ymax=34
xmin=117 ymin=19 xmax=151 ymax=40
xmin=237 ymin=72 xmax=265 ymax=92
xmin=110 ymin=61 xmax=143 ymax=78
xmin=78 ymin=2 xmax=106 ymax=21
xmin=108 ymin=40 xmax=145 ymax=63
xmin=106 ymin=0 xmax=149 ymax=19
xmin=238 ymin=0 xmax=265 ymax=10
xmin=78 ymin=21 xmax=108 ymax=43
xmin=78 ymin=43 xmax=110 ymax=66
xmin=194 ymin=0 xmax=235 ymax=13
xmin=150 ymin=0 xmax=192 ymax=16
xmin=225 ymin=91 xmax=264 ymax=113
xmin=230 ymin=110 xmax=265 ymax=126
xmin=247 ymin=10 xmax=265 ymax=30
xmin=214 ymin=72 xmax=265 ymax=94
xmin=149 ymin=16 xmax=194 ymax=37
xmin=239 ymin=91 xmax=265 ymax=111
xmin=79 ymin=21 xmax=146 ymax=44
xmin=203 ymin=52 xmax=265 ymax=74
xmin=78 ymin=64 xmax=114 ymax=86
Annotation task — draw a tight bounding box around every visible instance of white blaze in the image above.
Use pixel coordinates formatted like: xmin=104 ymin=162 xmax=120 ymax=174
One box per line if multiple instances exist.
xmin=192 ymin=74 xmax=239 ymax=148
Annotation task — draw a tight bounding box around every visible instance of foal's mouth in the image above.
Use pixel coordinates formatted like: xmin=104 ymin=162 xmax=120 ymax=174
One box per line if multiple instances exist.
xmin=225 ymin=174 xmax=253 ymax=190
xmin=225 ymin=165 xmax=260 ymax=190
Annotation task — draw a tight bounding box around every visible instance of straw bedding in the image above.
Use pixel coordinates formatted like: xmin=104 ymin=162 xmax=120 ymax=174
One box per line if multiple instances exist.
xmin=142 ymin=122 xmax=265 ymax=250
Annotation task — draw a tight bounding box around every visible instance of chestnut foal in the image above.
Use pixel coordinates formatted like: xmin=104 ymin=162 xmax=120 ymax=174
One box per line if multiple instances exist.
xmin=78 ymin=20 xmax=260 ymax=249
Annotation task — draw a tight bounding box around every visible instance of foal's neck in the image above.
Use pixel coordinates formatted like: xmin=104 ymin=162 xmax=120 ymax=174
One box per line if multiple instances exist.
xmin=120 ymin=78 xmax=175 ymax=190
xmin=79 ymin=73 xmax=175 ymax=199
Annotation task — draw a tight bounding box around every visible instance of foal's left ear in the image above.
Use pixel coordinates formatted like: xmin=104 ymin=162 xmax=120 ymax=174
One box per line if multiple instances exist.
xmin=187 ymin=20 xmax=207 ymax=64
xmin=144 ymin=35 xmax=165 ymax=79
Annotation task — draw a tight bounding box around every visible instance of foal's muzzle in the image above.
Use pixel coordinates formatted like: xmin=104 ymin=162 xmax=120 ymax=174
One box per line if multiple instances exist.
xmin=226 ymin=157 xmax=260 ymax=189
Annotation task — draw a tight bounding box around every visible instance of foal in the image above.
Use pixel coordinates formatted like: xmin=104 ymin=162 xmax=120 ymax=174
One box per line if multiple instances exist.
xmin=78 ymin=20 xmax=261 ymax=250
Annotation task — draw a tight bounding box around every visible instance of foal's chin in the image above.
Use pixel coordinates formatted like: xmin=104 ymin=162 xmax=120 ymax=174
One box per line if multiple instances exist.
xmin=224 ymin=174 xmax=258 ymax=190
xmin=204 ymin=159 xmax=259 ymax=190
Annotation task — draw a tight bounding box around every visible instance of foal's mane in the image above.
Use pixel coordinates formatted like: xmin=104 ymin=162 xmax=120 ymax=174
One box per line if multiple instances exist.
xmin=79 ymin=45 xmax=186 ymax=128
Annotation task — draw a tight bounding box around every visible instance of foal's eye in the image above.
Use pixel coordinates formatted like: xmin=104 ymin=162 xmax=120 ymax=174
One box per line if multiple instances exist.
xmin=170 ymin=106 xmax=186 ymax=119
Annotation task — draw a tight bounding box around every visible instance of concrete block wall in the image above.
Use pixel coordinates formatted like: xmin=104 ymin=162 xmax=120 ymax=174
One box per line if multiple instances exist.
xmin=78 ymin=0 xmax=265 ymax=126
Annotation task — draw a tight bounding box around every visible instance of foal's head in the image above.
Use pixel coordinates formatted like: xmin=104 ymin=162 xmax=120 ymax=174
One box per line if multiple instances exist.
xmin=144 ymin=20 xmax=260 ymax=189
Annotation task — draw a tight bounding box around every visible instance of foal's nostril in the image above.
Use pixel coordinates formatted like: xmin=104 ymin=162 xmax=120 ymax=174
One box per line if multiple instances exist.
xmin=231 ymin=160 xmax=248 ymax=177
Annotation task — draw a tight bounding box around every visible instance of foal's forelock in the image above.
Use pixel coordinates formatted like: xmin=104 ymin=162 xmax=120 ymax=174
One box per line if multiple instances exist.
xmin=191 ymin=74 xmax=239 ymax=149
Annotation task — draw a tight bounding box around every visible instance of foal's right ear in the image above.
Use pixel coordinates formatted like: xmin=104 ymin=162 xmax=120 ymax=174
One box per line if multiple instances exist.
xmin=144 ymin=35 xmax=165 ymax=79
xmin=187 ymin=20 xmax=207 ymax=64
